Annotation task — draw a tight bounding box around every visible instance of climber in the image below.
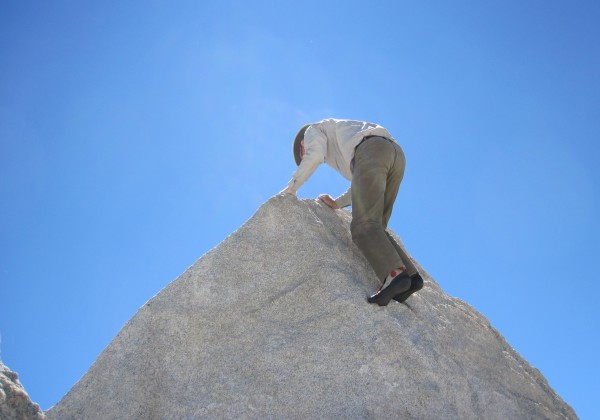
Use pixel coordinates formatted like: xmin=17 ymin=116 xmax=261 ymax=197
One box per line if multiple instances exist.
xmin=280 ymin=118 xmax=423 ymax=306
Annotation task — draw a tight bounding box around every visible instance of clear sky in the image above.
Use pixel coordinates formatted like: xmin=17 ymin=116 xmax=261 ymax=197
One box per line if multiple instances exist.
xmin=1 ymin=1 xmax=598 ymax=417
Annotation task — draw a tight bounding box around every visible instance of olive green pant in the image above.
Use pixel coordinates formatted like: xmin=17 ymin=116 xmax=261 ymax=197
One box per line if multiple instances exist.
xmin=350 ymin=137 xmax=417 ymax=281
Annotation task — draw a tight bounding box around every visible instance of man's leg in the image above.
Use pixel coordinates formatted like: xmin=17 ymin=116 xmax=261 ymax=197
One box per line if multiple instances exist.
xmin=377 ymin=144 xmax=424 ymax=301
xmin=377 ymin=143 xmax=417 ymax=276
xmin=385 ymin=231 xmax=418 ymax=277
xmin=350 ymin=138 xmax=406 ymax=281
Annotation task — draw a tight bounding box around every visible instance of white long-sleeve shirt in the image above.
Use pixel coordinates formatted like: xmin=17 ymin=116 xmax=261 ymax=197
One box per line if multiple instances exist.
xmin=286 ymin=118 xmax=395 ymax=208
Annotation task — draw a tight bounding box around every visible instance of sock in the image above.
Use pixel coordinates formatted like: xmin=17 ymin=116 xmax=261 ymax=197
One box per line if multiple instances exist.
xmin=379 ymin=267 xmax=406 ymax=292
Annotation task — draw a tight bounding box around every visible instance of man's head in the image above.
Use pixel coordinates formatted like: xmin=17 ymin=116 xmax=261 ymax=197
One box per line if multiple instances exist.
xmin=293 ymin=124 xmax=311 ymax=166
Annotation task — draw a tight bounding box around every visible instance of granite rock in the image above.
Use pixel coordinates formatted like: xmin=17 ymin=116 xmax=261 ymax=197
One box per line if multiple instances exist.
xmin=46 ymin=195 xmax=577 ymax=419
xmin=0 ymin=360 xmax=45 ymax=420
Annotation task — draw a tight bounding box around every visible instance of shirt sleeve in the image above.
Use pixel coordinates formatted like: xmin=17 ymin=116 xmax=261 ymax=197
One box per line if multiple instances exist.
xmin=334 ymin=187 xmax=352 ymax=208
xmin=285 ymin=126 xmax=327 ymax=191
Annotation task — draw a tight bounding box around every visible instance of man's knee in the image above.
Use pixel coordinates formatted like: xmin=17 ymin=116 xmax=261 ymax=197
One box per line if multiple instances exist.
xmin=351 ymin=221 xmax=384 ymax=243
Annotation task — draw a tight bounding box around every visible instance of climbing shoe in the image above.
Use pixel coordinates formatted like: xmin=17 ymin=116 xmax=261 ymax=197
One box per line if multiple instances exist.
xmin=393 ymin=273 xmax=424 ymax=303
xmin=367 ymin=272 xmax=411 ymax=306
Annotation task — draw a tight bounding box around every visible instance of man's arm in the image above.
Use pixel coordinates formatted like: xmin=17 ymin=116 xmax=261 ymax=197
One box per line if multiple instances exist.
xmin=334 ymin=187 xmax=352 ymax=208
xmin=279 ymin=187 xmax=296 ymax=195
xmin=280 ymin=126 xmax=327 ymax=195
xmin=318 ymin=186 xmax=351 ymax=210
xmin=318 ymin=194 xmax=339 ymax=209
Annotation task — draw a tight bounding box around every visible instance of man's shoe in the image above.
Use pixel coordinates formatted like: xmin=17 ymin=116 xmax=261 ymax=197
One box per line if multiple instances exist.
xmin=367 ymin=272 xmax=411 ymax=306
xmin=393 ymin=273 xmax=424 ymax=303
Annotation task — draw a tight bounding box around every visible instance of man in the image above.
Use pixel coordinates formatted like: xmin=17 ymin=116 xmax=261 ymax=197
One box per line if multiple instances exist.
xmin=280 ymin=118 xmax=423 ymax=306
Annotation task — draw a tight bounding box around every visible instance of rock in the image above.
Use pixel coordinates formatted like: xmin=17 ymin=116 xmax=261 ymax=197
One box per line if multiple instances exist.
xmin=0 ymin=360 xmax=45 ymax=420
xmin=46 ymin=195 xmax=577 ymax=419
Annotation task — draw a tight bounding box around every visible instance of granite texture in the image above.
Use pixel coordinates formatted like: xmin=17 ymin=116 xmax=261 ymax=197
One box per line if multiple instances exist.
xmin=46 ymin=195 xmax=577 ymax=419
xmin=0 ymin=360 xmax=45 ymax=420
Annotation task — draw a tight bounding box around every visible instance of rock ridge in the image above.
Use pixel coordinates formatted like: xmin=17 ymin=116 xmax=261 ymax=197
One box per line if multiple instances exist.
xmin=45 ymin=195 xmax=577 ymax=419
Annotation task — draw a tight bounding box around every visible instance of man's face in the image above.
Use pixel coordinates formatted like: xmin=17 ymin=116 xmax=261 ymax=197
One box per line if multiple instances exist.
xmin=299 ymin=140 xmax=305 ymax=160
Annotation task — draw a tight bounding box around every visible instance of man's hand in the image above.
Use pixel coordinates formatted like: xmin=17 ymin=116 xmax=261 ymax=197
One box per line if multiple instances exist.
xmin=279 ymin=187 xmax=297 ymax=196
xmin=318 ymin=194 xmax=339 ymax=209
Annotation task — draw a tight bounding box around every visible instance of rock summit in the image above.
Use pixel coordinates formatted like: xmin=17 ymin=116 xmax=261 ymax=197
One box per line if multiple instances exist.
xmin=45 ymin=196 xmax=577 ymax=419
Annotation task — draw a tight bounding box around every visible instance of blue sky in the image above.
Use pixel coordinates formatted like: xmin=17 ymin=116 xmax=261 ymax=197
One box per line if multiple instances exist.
xmin=1 ymin=1 xmax=598 ymax=417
